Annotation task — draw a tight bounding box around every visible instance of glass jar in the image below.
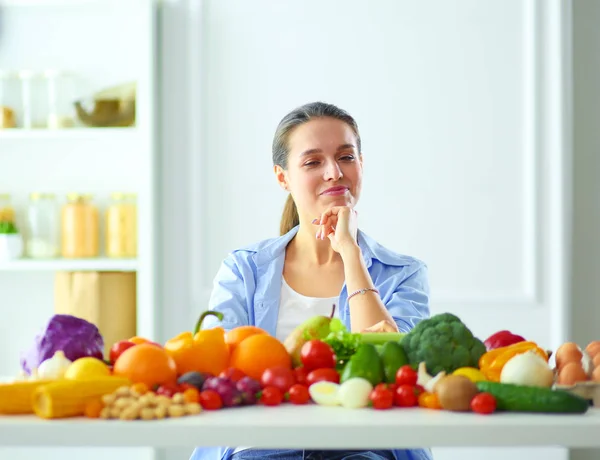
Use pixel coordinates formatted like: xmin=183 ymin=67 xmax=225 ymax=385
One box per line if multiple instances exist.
xmin=0 ymin=71 xmax=18 ymax=129
xmin=25 ymin=193 xmax=60 ymax=258
xmin=61 ymin=193 xmax=99 ymax=258
xmin=43 ymin=70 xmax=77 ymax=129
xmin=18 ymin=70 xmax=46 ymax=129
xmin=0 ymin=194 xmax=15 ymax=224
xmin=105 ymin=192 xmax=137 ymax=258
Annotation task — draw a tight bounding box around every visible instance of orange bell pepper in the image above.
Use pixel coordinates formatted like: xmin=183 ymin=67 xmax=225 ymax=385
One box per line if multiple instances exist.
xmin=479 ymin=341 xmax=548 ymax=381
xmin=164 ymin=311 xmax=229 ymax=377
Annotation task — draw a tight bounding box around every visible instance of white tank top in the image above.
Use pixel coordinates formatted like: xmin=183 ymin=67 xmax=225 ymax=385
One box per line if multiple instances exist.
xmin=275 ymin=277 xmax=340 ymax=342
xmin=233 ymin=278 xmax=340 ymax=455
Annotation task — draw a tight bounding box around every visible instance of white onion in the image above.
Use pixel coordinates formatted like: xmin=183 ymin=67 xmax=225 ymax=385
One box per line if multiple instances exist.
xmin=500 ymin=350 xmax=554 ymax=387
xmin=338 ymin=378 xmax=373 ymax=409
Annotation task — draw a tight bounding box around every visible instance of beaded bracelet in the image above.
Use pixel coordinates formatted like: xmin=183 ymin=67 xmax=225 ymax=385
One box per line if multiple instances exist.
xmin=347 ymin=287 xmax=380 ymax=301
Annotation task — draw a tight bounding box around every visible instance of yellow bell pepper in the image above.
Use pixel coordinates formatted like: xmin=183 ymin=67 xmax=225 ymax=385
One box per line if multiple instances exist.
xmin=478 ymin=341 xmax=548 ymax=382
xmin=164 ymin=311 xmax=229 ymax=377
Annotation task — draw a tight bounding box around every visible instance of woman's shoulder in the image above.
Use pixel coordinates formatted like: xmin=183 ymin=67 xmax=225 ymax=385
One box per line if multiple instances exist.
xmin=358 ymin=230 xmax=426 ymax=271
xmin=225 ymin=229 xmax=297 ymax=266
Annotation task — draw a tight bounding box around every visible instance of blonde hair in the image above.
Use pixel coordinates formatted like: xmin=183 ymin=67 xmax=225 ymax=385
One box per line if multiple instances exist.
xmin=280 ymin=194 xmax=300 ymax=236
xmin=273 ymin=102 xmax=361 ymax=235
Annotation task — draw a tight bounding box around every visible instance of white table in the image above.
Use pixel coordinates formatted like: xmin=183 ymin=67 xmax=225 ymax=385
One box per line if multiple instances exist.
xmin=0 ymin=406 xmax=599 ymax=449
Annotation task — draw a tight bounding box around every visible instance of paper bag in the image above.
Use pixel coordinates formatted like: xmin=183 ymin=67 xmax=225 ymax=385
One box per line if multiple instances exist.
xmin=54 ymin=272 xmax=137 ymax=357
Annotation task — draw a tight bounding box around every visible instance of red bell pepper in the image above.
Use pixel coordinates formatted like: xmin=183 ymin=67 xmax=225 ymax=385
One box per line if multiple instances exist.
xmin=483 ymin=330 xmax=526 ymax=351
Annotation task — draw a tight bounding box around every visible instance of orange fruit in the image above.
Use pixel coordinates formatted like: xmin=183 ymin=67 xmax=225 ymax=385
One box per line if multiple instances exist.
xmin=113 ymin=343 xmax=177 ymax=388
xmin=129 ymin=336 xmax=151 ymax=345
xmin=230 ymin=334 xmax=291 ymax=380
xmin=225 ymin=326 xmax=268 ymax=354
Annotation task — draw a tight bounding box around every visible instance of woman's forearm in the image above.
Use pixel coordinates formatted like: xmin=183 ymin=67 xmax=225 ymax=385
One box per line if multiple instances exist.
xmin=340 ymin=244 xmax=399 ymax=333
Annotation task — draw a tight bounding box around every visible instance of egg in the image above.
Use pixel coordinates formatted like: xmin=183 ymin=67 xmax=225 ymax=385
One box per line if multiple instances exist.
xmin=593 ymin=365 xmax=600 ymax=382
xmin=555 ymin=342 xmax=583 ymax=369
xmin=309 ymin=381 xmax=340 ymax=406
xmin=557 ymin=361 xmax=588 ymax=386
xmin=585 ymin=341 xmax=600 ymax=358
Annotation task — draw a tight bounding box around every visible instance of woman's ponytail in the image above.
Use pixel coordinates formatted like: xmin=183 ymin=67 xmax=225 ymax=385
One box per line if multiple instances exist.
xmin=280 ymin=194 xmax=299 ymax=235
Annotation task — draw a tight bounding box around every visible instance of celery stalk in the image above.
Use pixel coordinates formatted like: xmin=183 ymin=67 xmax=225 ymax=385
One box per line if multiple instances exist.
xmin=359 ymin=332 xmax=406 ymax=344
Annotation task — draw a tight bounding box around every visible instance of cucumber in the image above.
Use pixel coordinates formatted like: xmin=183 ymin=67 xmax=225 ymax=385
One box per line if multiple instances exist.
xmin=476 ymin=381 xmax=589 ymax=414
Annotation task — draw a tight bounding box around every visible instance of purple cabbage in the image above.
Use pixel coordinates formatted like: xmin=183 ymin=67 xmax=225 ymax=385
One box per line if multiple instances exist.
xmin=20 ymin=314 xmax=104 ymax=374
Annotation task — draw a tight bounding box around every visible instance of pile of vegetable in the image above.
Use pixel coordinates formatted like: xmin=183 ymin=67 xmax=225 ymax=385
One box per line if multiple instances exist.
xmin=0 ymin=311 xmax=597 ymax=420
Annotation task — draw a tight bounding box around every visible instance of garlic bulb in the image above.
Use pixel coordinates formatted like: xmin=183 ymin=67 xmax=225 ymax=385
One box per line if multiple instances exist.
xmin=500 ymin=350 xmax=554 ymax=387
xmin=37 ymin=351 xmax=72 ymax=379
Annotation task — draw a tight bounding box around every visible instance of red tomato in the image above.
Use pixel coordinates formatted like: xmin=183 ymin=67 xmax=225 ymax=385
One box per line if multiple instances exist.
xmin=293 ymin=367 xmax=309 ymax=385
xmin=156 ymin=383 xmax=179 ymax=398
xmin=369 ymin=387 xmax=394 ymax=410
xmin=375 ymin=382 xmax=398 ymax=393
xmin=287 ymin=384 xmax=310 ymax=405
xmin=261 ymin=366 xmax=296 ymax=392
xmin=471 ymin=392 xmax=496 ymax=415
xmin=260 ymin=386 xmax=284 ymax=406
xmin=306 ymin=368 xmax=340 ymax=386
xmin=394 ymin=384 xmax=418 ymax=407
xmin=178 ymin=383 xmax=197 ymax=392
xmin=109 ymin=340 xmax=136 ymax=364
xmin=219 ymin=367 xmax=246 ymax=383
xmin=199 ymin=389 xmax=223 ymax=410
xmin=300 ymin=340 xmax=336 ymax=371
xmin=395 ymin=365 xmax=418 ymax=386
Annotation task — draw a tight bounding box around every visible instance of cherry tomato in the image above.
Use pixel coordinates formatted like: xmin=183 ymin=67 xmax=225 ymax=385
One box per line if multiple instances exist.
xmin=178 ymin=383 xmax=197 ymax=392
xmin=414 ymin=384 xmax=425 ymax=395
xmin=156 ymin=383 xmax=179 ymax=398
xmin=219 ymin=367 xmax=246 ymax=383
xmin=287 ymin=384 xmax=310 ymax=405
xmin=470 ymin=392 xmax=496 ymax=415
xmin=395 ymin=365 xmax=418 ymax=386
xmin=199 ymin=389 xmax=223 ymax=410
xmin=260 ymin=386 xmax=284 ymax=406
xmin=394 ymin=384 xmax=418 ymax=407
xmin=261 ymin=366 xmax=296 ymax=392
xmin=293 ymin=367 xmax=309 ymax=385
xmin=306 ymin=368 xmax=340 ymax=386
xmin=375 ymin=382 xmax=398 ymax=393
xmin=300 ymin=340 xmax=336 ymax=371
xmin=109 ymin=340 xmax=136 ymax=364
xmin=369 ymin=387 xmax=394 ymax=410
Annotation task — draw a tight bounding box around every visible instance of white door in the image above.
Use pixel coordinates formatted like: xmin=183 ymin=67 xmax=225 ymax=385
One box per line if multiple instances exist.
xmin=160 ymin=0 xmax=571 ymax=459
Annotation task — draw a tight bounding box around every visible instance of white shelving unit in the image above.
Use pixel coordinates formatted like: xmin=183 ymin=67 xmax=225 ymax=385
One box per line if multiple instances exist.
xmin=0 ymin=258 xmax=138 ymax=272
xmin=0 ymin=3 xmax=159 ymax=459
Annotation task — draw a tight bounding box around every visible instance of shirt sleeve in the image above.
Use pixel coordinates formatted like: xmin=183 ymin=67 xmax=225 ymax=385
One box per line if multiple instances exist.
xmin=200 ymin=254 xmax=251 ymax=331
xmin=386 ymin=263 xmax=431 ymax=333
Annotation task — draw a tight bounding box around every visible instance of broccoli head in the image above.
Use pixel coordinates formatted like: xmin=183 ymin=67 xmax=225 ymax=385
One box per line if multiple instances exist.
xmin=400 ymin=312 xmax=486 ymax=375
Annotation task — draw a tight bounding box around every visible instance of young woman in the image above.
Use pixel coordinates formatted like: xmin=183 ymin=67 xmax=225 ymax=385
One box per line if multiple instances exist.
xmin=190 ymin=102 xmax=433 ymax=460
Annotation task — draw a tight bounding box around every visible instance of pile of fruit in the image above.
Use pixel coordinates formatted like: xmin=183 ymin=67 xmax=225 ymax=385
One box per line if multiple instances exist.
xmin=0 ymin=310 xmax=598 ymax=420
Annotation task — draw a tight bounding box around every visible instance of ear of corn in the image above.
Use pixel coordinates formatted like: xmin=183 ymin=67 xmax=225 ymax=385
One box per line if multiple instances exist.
xmin=0 ymin=380 xmax=55 ymax=414
xmin=32 ymin=376 xmax=131 ymax=419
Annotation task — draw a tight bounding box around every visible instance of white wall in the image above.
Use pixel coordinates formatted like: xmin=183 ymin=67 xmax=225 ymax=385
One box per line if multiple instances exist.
xmin=570 ymin=1 xmax=600 ymax=460
xmin=159 ymin=1 xmax=572 ymax=460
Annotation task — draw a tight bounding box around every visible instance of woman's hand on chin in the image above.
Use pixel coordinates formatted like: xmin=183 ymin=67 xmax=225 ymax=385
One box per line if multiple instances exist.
xmin=312 ymin=205 xmax=359 ymax=254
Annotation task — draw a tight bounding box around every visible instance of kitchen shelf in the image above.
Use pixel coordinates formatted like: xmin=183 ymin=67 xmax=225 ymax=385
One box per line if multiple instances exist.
xmin=0 ymin=128 xmax=138 ymax=141
xmin=1 ymin=0 xmax=105 ymax=6
xmin=0 ymin=258 xmax=138 ymax=272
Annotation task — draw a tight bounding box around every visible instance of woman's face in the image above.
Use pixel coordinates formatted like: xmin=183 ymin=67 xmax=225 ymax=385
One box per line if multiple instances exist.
xmin=275 ymin=117 xmax=363 ymax=222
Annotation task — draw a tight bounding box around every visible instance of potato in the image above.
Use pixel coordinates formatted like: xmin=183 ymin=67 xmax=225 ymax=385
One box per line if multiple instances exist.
xmin=435 ymin=375 xmax=478 ymax=411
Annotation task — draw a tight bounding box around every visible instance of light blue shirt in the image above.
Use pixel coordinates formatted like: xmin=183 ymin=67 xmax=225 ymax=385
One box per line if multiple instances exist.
xmin=191 ymin=225 xmax=432 ymax=460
